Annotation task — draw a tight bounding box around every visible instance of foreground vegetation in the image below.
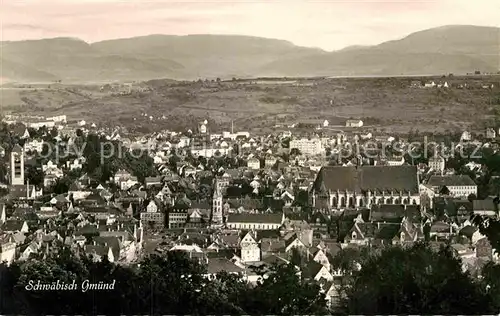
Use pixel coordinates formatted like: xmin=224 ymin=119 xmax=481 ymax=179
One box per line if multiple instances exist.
xmin=2 ymin=241 xmax=500 ymax=315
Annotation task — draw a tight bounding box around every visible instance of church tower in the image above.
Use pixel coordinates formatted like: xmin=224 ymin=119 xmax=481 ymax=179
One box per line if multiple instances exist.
xmin=211 ymin=185 xmax=223 ymax=224
xmin=10 ymin=144 xmax=24 ymax=186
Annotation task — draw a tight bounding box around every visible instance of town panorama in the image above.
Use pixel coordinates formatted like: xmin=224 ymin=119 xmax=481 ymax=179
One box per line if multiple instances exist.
xmin=1 ymin=3 xmax=500 ymax=314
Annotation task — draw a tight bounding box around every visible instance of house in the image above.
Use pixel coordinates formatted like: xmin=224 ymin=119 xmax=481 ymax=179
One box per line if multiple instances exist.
xmin=476 ymin=237 xmax=499 ymax=261
xmin=280 ymin=190 xmax=295 ymax=206
xmin=114 ymin=169 xmax=132 ymax=183
xmin=461 ymin=131 xmax=472 ymax=141
xmin=204 ymin=258 xmax=245 ymax=281
xmin=140 ymin=201 xmax=165 ymax=230
xmin=429 ymin=221 xmax=452 ymax=239
xmin=428 ymin=156 xmax=445 ymax=174
xmin=0 ymin=235 xmax=16 ymax=266
xmin=226 ymin=213 xmax=285 ymax=230
xmin=145 ymin=176 xmax=162 ymax=187
xmin=473 ymin=199 xmax=497 ymax=217
xmin=1 ymin=220 xmax=29 ymax=234
xmin=486 ymin=128 xmax=496 ymax=139
xmin=311 ymin=248 xmax=333 ymax=271
xmin=240 ymin=231 xmax=261 ymax=263
xmin=451 ymin=243 xmax=476 ymax=259
xmin=284 ymin=233 xmax=308 ymax=253
xmin=410 ymin=80 xmax=422 ymax=88
xmin=289 ymin=138 xmax=323 ymax=156
xmin=186 ymin=209 xmax=209 ymax=228
xmin=84 ymin=244 xmax=115 ymax=262
xmin=13 ymin=125 xmax=30 ymax=139
xmin=247 ymin=157 xmax=261 ymax=170
xmin=427 ymin=175 xmax=477 ymax=198
xmin=66 ymin=158 xmax=83 ymax=171
xmin=146 ymin=200 xmax=159 ymax=213
xmin=345 ymin=120 xmax=363 ymax=128
xmin=459 ymin=225 xmax=485 ymax=245
xmin=19 ymin=241 xmax=42 ymax=261
xmin=264 ymin=156 xmax=278 ymax=168
xmin=168 ymin=209 xmax=188 ymax=229
xmin=302 ymin=261 xmax=333 ymax=282
xmin=321 ymin=278 xmax=345 ymax=309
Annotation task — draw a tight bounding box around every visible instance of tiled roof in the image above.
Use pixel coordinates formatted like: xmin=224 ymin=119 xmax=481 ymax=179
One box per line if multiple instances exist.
xmin=206 ymin=258 xmax=244 ymax=274
xmin=226 ymin=213 xmax=283 ymax=224
xmin=312 ymin=166 xmax=419 ymax=193
xmin=428 ymin=175 xmax=476 ymax=187
xmin=473 ymin=199 xmax=496 ymax=211
xmin=1 ymin=220 xmax=25 ymax=232
xmin=12 ymin=144 xmax=23 ymax=153
xmin=369 ymin=204 xmax=405 ymax=222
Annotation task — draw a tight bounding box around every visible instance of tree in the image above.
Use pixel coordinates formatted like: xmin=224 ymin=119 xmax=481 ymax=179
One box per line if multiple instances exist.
xmin=290 ymin=148 xmax=301 ymax=156
xmin=467 ymin=193 xmax=477 ymax=202
xmin=244 ymin=263 xmax=328 ymax=315
xmin=25 ymin=166 xmax=44 ymax=187
xmin=294 ymin=190 xmax=310 ymax=208
xmin=343 ymin=243 xmax=491 ymax=314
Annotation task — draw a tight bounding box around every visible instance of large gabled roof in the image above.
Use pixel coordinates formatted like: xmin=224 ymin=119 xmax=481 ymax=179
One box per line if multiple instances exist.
xmin=312 ymin=166 xmax=419 ymax=194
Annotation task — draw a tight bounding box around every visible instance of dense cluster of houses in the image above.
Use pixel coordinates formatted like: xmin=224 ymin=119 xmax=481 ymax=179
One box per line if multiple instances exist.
xmin=1 ymin=114 xmax=500 ymax=308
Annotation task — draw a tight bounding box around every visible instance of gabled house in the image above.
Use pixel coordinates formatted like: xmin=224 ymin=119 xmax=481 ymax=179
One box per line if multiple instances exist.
xmin=1 ymin=220 xmax=29 ymax=234
xmin=302 ymin=261 xmax=333 ymax=282
xmin=0 ymin=235 xmax=16 ymax=265
xmin=284 ymin=233 xmax=308 ymax=253
xmin=240 ymin=231 xmax=261 ymax=263
xmin=280 ymin=190 xmax=295 ymax=206
xmin=311 ymin=248 xmax=333 ymax=271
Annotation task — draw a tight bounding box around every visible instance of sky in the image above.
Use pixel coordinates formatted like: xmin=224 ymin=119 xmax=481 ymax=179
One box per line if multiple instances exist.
xmin=0 ymin=0 xmax=499 ymax=51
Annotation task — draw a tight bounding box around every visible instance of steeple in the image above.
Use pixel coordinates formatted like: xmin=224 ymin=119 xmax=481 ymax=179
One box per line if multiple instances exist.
xmin=211 ymin=181 xmax=223 ymax=224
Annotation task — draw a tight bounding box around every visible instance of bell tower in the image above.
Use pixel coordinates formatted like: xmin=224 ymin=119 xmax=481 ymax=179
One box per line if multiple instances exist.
xmin=10 ymin=144 xmax=24 ymax=186
xmin=211 ymin=184 xmax=223 ymax=224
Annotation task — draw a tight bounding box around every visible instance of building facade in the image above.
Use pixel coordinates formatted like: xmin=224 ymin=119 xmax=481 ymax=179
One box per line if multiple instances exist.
xmin=289 ymin=138 xmax=323 ymax=156
xmin=240 ymin=231 xmax=261 ymax=263
xmin=226 ymin=213 xmax=285 ymax=230
xmin=427 ymin=175 xmax=477 ymax=198
xmin=428 ymin=156 xmax=446 ymax=174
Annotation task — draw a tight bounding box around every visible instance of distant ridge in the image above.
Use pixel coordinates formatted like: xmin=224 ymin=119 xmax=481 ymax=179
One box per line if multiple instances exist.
xmin=1 ymin=25 xmax=498 ymax=82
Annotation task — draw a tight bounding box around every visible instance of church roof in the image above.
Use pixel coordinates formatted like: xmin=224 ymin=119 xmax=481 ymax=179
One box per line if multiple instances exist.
xmin=11 ymin=144 xmax=23 ymax=153
xmin=312 ymin=166 xmax=419 ymax=194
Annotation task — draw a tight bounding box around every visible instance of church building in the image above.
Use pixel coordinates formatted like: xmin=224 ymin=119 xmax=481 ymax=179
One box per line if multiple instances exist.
xmin=310 ymin=165 xmax=420 ymax=210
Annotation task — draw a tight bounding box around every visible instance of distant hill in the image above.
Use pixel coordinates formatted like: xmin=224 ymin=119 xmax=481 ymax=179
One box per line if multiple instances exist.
xmin=91 ymin=34 xmax=325 ymax=79
xmin=262 ymin=25 xmax=500 ymax=76
xmin=1 ymin=25 xmax=498 ymax=82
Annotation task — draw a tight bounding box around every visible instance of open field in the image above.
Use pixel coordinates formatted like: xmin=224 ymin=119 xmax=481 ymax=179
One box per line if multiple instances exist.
xmin=1 ymin=75 xmax=499 ymax=134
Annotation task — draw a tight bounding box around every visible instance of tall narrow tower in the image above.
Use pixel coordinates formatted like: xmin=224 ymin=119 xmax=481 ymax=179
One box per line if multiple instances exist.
xmin=10 ymin=144 xmax=24 ymax=186
xmin=211 ymin=184 xmax=223 ymax=224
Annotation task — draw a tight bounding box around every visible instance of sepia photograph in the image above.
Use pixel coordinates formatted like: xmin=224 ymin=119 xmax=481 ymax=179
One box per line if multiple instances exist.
xmin=0 ymin=0 xmax=499 ymax=314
